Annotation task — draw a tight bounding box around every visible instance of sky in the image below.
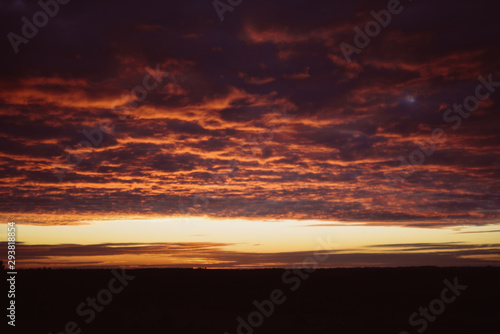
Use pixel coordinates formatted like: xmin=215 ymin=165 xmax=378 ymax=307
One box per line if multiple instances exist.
xmin=0 ymin=0 xmax=499 ymax=268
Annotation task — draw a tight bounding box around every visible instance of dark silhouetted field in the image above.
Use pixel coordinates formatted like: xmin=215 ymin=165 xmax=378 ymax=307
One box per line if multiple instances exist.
xmin=4 ymin=267 xmax=500 ymax=333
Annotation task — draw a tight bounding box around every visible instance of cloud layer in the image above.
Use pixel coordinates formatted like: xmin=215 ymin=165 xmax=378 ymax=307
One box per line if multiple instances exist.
xmin=3 ymin=241 xmax=500 ymax=268
xmin=0 ymin=0 xmax=499 ymax=228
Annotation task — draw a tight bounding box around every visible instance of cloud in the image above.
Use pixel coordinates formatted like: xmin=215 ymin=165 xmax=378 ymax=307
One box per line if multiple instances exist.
xmin=0 ymin=0 xmax=499 ymax=231
xmin=3 ymin=241 xmax=499 ymax=268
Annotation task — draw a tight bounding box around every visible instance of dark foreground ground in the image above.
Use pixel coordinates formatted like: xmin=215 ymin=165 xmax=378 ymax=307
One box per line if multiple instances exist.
xmin=2 ymin=267 xmax=499 ymax=334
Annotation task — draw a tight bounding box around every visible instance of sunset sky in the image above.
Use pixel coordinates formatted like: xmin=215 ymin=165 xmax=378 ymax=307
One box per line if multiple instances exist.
xmin=0 ymin=0 xmax=499 ymax=268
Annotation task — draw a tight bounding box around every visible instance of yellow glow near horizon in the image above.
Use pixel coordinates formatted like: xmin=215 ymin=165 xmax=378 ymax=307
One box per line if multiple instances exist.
xmin=1 ymin=218 xmax=499 ymax=255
